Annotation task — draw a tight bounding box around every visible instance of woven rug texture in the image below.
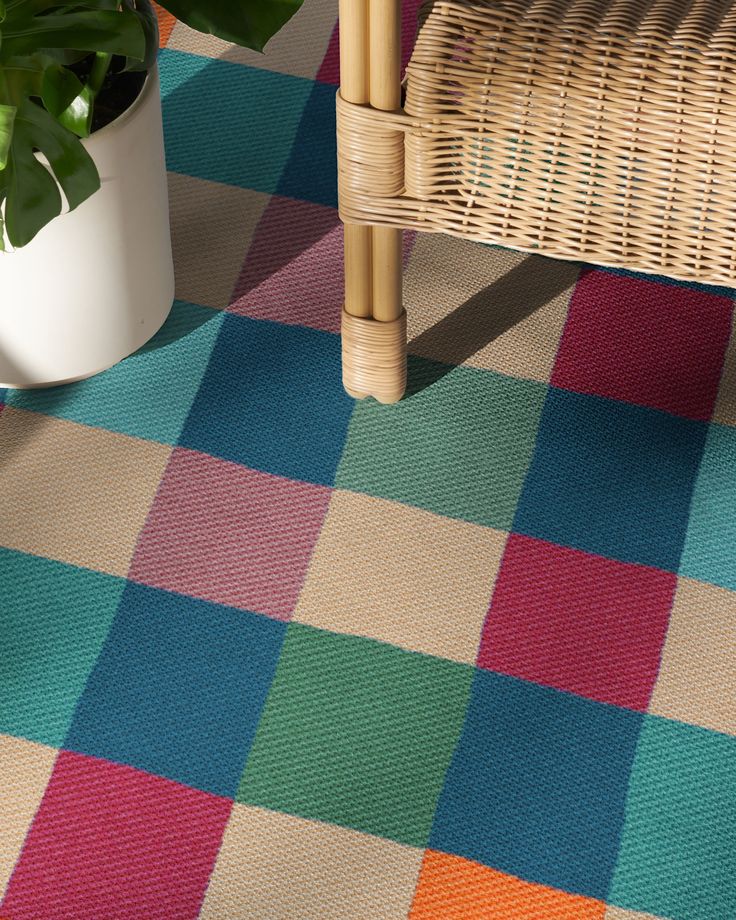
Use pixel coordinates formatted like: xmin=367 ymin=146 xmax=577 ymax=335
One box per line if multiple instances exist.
xmin=0 ymin=3 xmax=735 ymax=918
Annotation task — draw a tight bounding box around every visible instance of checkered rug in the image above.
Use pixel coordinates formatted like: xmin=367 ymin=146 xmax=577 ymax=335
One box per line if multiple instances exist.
xmin=1 ymin=3 xmax=735 ymax=918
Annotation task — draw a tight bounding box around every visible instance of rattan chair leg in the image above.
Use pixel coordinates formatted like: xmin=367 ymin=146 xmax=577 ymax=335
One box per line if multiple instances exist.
xmin=342 ymin=308 xmax=407 ymax=403
xmin=339 ymin=0 xmax=407 ymax=404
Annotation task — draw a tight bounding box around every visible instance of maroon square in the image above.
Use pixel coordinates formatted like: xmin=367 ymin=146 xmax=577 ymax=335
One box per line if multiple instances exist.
xmin=1 ymin=751 xmax=231 ymax=920
xmin=129 ymin=448 xmax=332 ymax=620
xmin=477 ymin=534 xmax=677 ymax=710
xmin=551 ymin=269 xmax=733 ymax=420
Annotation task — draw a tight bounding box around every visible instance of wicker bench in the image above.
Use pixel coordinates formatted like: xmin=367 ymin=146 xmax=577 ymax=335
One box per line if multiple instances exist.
xmin=337 ymin=0 xmax=736 ymax=402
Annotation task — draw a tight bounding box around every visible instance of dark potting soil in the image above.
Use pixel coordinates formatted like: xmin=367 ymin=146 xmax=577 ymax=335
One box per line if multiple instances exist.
xmin=69 ymin=55 xmax=147 ymax=133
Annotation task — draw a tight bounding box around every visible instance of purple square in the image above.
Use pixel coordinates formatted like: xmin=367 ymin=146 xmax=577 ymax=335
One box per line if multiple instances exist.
xmin=129 ymin=447 xmax=331 ymax=620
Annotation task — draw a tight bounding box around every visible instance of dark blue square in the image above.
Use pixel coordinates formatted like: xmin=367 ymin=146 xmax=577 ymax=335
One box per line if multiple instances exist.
xmin=277 ymin=81 xmax=338 ymax=208
xmin=179 ymin=315 xmax=353 ymax=486
xmin=514 ymin=387 xmax=707 ymax=570
xmin=430 ymin=670 xmax=644 ymax=899
xmin=64 ymin=583 xmax=286 ymax=797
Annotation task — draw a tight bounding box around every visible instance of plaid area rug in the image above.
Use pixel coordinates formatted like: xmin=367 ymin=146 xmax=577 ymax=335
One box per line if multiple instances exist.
xmin=1 ymin=3 xmax=735 ymax=919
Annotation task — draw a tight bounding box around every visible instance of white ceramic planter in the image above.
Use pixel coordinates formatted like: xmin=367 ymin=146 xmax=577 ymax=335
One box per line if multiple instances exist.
xmin=0 ymin=67 xmax=174 ymax=388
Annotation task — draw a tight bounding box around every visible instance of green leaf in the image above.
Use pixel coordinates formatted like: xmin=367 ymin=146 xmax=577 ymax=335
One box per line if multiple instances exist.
xmin=0 ymin=0 xmax=6 ymax=23
xmin=0 ymin=103 xmax=16 ymax=168
xmin=0 ymin=57 xmax=46 ymax=102
xmin=4 ymin=97 xmax=99 ymax=247
xmin=121 ymin=0 xmax=158 ymax=72
xmin=41 ymin=59 xmax=83 ymax=116
xmin=4 ymin=0 xmax=65 ymax=15
xmin=4 ymin=0 xmax=119 ymax=17
xmin=57 ymin=82 xmax=94 ymax=137
xmin=5 ymin=131 xmax=63 ymax=248
xmin=19 ymin=96 xmax=98 ymax=209
xmin=58 ymin=51 xmax=111 ymax=137
xmin=156 ymin=0 xmax=304 ymax=52
xmin=1 ymin=9 xmax=146 ymax=61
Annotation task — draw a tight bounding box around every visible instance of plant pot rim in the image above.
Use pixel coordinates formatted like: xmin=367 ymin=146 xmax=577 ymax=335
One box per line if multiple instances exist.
xmin=86 ymin=63 xmax=157 ymax=143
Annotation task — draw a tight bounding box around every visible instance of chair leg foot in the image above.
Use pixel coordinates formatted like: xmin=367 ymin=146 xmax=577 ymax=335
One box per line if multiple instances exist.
xmin=342 ymin=309 xmax=407 ymax=404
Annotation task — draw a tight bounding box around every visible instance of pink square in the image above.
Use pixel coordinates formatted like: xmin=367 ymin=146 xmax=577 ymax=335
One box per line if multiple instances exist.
xmin=551 ymin=269 xmax=733 ymax=420
xmin=129 ymin=448 xmax=332 ymax=620
xmin=229 ymin=197 xmax=343 ymax=332
xmin=317 ymin=0 xmax=425 ymax=85
xmin=1 ymin=751 xmax=231 ymax=920
xmin=477 ymin=534 xmax=677 ymax=710
xmin=229 ymin=197 xmax=416 ymax=333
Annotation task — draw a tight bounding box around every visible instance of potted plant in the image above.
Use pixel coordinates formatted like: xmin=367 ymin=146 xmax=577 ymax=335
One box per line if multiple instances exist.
xmin=0 ymin=0 xmax=303 ymax=388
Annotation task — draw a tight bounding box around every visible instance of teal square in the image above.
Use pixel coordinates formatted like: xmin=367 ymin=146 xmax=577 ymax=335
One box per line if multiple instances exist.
xmin=8 ymin=302 xmax=223 ymax=444
xmin=679 ymin=423 xmax=736 ymax=590
xmin=237 ymin=625 xmax=474 ymax=847
xmin=336 ymin=359 xmax=547 ymax=529
xmin=609 ymin=716 xmax=736 ymax=920
xmin=160 ymin=50 xmax=312 ymax=192
xmin=0 ymin=549 xmax=125 ymax=746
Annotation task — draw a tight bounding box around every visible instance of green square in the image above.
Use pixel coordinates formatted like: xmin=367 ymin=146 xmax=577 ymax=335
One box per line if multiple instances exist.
xmin=336 ymin=360 xmax=547 ymax=528
xmin=609 ymin=715 xmax=736 ymax=920
xmin=8 ymin=302 xmax=223 ymax=445
xmin=237 ymin=625 xmax=474 ymax=846
xmin=0 ymin=549 xmax=125 ymax=746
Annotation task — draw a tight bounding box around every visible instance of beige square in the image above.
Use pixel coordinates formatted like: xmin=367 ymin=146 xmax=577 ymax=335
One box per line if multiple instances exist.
xmin=713 ymin=308 xmax=736 ymax=426
xmin=200 ymin=805 xmax=422 ymax=920
xmin=168 ymin=0 xmax=337 ymax=80
xmin=0 ymin=734 xmax=57 ymax=899
xmin=168 ymin=173 xmax=269 ymax=309
xmin=605 ymin=908 xmax=668 ymax=920
xmin=648 ymin=578 xmax=736 ymax=735
xmin=0 ymin=409 xmax=171 ymax=577
xmin=405 ymin=235 xmax=579 ymax=383
xmin=294 ymin=490 xmax=507 ymax=663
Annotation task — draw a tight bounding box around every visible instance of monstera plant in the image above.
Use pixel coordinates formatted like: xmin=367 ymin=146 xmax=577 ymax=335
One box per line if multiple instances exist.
xmin=0 ymin=0 xmax=303 ymax=389
xmin=0 ymin=0 xmax=303 ymax=248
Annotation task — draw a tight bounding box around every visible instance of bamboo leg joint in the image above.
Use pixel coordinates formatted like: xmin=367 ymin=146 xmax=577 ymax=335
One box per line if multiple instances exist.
xmin=339 ymin=0 xmax=405 ymax=404
xmin=342 ymin=310 xmax=407 ymax=404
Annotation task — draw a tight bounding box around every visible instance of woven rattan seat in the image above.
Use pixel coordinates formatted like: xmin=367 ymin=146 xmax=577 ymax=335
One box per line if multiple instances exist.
xmin=337 ymin=0 xmax=736 ymax=401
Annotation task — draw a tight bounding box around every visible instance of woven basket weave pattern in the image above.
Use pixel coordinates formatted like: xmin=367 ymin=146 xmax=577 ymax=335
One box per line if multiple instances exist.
xmin=337 ymin=0 xmax=736 ymax=284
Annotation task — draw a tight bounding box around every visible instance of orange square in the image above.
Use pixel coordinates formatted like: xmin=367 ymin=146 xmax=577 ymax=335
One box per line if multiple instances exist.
xmin=152 ymin=2 xmax=176 ymax=47
xmin=409 ymin=851 xmax=606 ymax=920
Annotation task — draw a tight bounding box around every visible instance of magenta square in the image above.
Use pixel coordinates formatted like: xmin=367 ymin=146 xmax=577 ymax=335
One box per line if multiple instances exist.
xmin=551 ymin=269 xmax=733 ymax=420
xmin=1 ymin=751 xmax=231 ymax=920
xmin=477 ymin=534 xmax=677 ymax=710
xmin=315 ymin=23 xmax=339 ymax=85
xmin=129 ymin=447 xmax=331 ymax=620
xmin=229 ymin=196 xmax=343 ymax=332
